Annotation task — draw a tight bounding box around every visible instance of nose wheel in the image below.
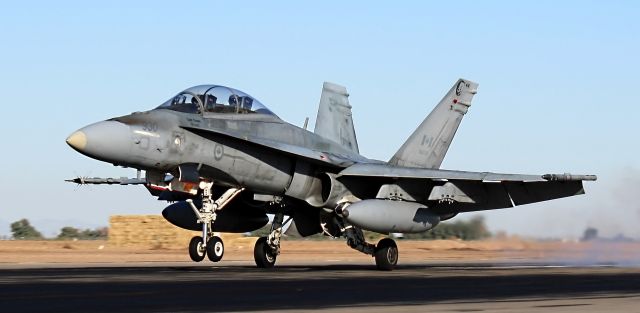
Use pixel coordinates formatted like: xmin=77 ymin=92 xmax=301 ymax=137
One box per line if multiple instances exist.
xmin=188 ymin=236 xmax=206 ymax=262
xmin=188 ymin=235 xmax=225 ymax=262
xmin=206 ymin=236 xmax=224 ymax=262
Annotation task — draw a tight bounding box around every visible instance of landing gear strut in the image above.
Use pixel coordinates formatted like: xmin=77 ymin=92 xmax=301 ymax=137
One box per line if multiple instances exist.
xmin=186 ymin=182 xmax=243 ymax=263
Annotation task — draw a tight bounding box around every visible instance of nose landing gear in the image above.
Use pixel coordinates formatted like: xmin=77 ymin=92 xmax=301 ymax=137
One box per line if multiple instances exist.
xmin=186 ymin=182 xmax=244 ymax=263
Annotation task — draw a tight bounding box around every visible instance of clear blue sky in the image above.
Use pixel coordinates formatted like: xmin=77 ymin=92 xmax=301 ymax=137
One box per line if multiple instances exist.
xmin=0 ymin=1 xmax=638 ymax=238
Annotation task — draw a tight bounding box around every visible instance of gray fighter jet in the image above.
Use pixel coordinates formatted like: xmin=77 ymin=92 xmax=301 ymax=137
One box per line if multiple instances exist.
xmin=66 ymin=79 xmax=596 ymax=270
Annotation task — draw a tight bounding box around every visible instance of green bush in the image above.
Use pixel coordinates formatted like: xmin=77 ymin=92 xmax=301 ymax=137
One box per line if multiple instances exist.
xmin=10 ymin=219 xmax=43 ymax=240
xmin=57 ymin=226 xmax=108 ymax=240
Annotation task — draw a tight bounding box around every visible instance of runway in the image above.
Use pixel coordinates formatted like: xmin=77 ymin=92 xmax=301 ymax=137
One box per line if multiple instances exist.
xmin=1 ymin=262 xmax=639 ymax=312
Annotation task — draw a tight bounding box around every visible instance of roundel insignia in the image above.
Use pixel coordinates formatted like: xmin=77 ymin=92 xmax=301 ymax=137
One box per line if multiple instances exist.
xmin=213 ymin=144 xmax=224 ymax=161
xmin=455 ymin=80 xmax=465 ymax=96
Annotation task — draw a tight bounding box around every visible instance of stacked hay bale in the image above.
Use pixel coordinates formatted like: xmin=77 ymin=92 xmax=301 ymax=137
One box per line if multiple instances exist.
xmin=109 ymin=215 xmax=242 ymax=249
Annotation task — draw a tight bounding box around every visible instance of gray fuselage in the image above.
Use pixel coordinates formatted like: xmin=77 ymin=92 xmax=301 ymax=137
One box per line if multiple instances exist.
xmin=70 ymin=108 xmax=362 ymax=197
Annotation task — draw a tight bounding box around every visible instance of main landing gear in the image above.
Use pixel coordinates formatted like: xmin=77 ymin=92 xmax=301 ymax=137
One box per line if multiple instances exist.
xmin=333 ymin=204 xmax=399 ymax=271
xmin=254 ymin=204 xmax=290 ymax=268
xmin=342 ymin=224 xmax=399 ymax=270
xmin=186 ymin=182 xmax=244 ymax=263
xmin=253 ymin=198 xmax=291 ymax=268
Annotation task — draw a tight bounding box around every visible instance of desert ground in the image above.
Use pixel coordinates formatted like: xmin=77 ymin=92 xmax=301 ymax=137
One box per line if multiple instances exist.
xmin=1 ymin=237 xmax=638 ymax=267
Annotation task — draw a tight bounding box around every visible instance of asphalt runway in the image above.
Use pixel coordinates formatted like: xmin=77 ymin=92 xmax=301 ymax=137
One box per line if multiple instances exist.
xmin=1 ymin=262 xmax=639 ymax=313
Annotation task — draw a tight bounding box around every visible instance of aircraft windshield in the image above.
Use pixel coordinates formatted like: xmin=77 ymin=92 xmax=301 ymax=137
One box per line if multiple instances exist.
xmin=157 ymin=85 xmax=276 ymax=116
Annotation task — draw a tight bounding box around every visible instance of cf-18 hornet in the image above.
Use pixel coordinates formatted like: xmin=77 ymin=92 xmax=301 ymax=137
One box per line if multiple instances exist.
xmin=66 ymin=79 xmax=596 ymax=270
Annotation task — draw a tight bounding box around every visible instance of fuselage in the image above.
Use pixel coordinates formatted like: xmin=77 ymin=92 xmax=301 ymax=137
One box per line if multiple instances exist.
xmin=66 ymin=84 xmax=365 ymax=196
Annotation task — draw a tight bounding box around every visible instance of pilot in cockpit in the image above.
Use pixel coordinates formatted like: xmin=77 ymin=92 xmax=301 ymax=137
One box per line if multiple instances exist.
xmin=229 ymin=95 xmax=254 ymax=113
xmin=205 ymin=95 xmax=217 ymax=112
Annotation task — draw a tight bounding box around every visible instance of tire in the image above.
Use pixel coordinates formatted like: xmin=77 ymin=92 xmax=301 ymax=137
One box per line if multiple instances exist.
xmin=188 ymin=236 xmax=206 ymax=262
xmin=206 ymin=236 xmax=224 ymax=262
xmin=254 ymin=236 xmax=277 ymax=268
xmin=374 ymin=238 xmax=398 ymax=271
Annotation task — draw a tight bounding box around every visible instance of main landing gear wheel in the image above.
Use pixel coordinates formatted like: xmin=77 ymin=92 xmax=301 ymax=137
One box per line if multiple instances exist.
xmin=206 ymin=236 xmax=224 ymax=262
xmin=374 ymin=238 xmax=398 ymax=271
xmin=189 ymin=236 xmax=206 ymax=262
xmin=254 ymin=236 xmax=277 ymax=268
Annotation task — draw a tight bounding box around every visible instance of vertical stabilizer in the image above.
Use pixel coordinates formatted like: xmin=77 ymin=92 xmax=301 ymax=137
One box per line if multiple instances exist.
xmin=314 ymin=82 xmax=359 ymax=154
xmin=389 ymin=79 xmax=478 ymax=169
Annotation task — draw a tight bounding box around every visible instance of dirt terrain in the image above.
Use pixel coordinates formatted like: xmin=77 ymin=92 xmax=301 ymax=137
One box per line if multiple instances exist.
xmin=1 ymin=237 xmax=638 ymax=266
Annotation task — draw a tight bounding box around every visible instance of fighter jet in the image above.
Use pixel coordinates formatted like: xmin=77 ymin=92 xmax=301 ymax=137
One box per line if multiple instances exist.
xmin=66 ymin=79 xmax=596 ymax=270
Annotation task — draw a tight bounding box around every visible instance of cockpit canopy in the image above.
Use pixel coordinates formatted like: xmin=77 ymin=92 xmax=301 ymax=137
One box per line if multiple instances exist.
xmin=156 ymin=85 xmax=276 ymax=116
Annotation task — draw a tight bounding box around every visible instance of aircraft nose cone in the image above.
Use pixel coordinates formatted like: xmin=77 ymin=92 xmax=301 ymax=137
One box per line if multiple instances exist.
xmin=66 ymin=131 xmax=87 ymax=151
xmin=66 ymin=121 xmax=133 ymax=163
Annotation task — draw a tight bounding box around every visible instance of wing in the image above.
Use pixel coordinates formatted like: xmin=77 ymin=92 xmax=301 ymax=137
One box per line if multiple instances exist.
xmin=338 ymin=163 xmax=596 ymax=213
